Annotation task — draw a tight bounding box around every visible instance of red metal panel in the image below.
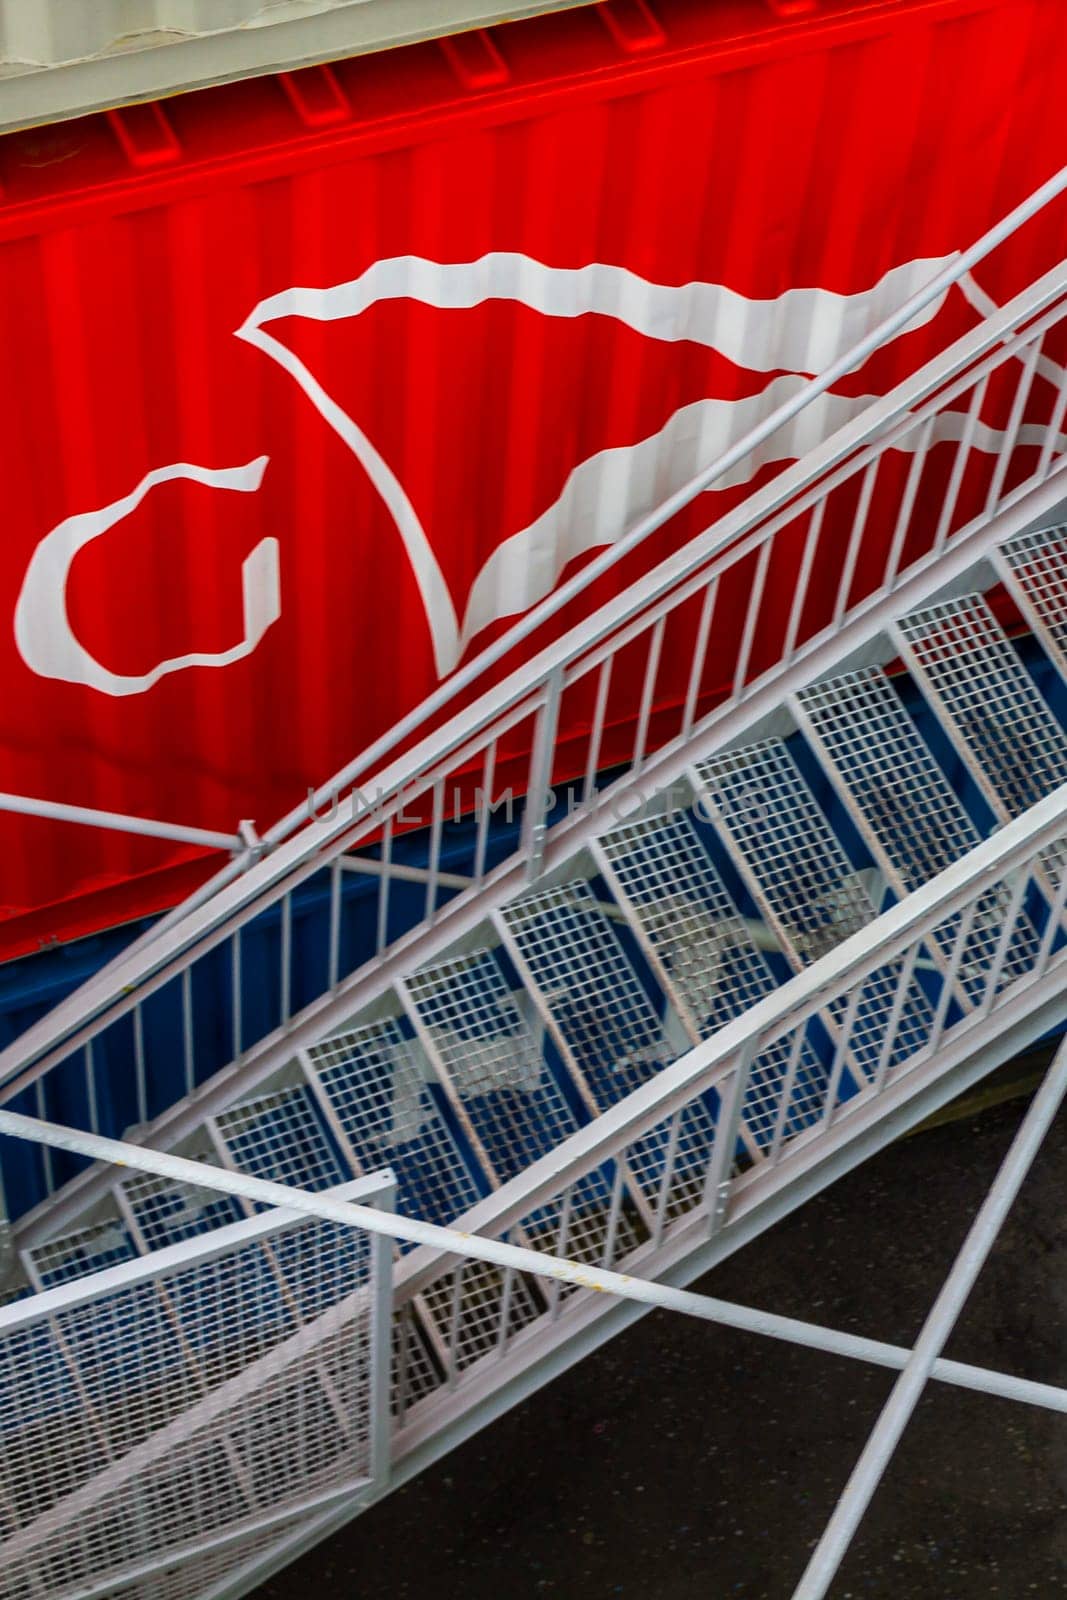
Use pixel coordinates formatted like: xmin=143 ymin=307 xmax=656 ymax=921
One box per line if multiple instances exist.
xmin=0 ymin=0 xmax=1065 ymax=958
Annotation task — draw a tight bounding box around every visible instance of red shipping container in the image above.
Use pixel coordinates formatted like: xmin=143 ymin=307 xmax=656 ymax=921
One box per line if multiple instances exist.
xmin=0 ymin=0 xmax=1065 ymax=957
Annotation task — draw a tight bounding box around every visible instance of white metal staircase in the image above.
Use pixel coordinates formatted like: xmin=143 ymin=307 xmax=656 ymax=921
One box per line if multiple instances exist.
xmin=3 ymin=182 xmax=1067 ymax=1599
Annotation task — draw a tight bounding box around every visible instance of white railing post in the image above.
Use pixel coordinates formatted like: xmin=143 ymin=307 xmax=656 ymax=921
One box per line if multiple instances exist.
xmin=704 ymin=1037 xmax=759 ymax=1236
xmin=368 ymin=1179 xmax=396 ymax=1494
xmin=521 ymin=667 xmax=564 ymax=881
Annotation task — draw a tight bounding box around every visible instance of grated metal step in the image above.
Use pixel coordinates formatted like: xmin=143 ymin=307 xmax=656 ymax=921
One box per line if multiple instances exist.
xmin=597 ymin=810 xmax=830 ymax=1143
xmin=213 ymin=1083 xmax=347 ymax=1196
xmin=794 ymin=666 xmax=1041 ymax=998
xmin=118 ymin=1133 xmax=244 ymax=1253
xmin=22 ymin=1214 xmax=136 ymax=1290
xmin=499 ymin=879 xmax=724 ymax=1212
xmin=693 ymin=740 xmax=935 ymax=1087
xmin=896 ymin=594 xmax=1067 ymax=826
xmin=304 ymin=1016 xmax=484 ymax=1231
xmin=402 ymin=946 xmax=646 ymax=1261
xmin=999 ymin=524 xmax=1067 ymax=678
xmin=796 ymin=668 xmax=981 ymax=892
xmin=402 ymin=947 xmax=584 ymax=1184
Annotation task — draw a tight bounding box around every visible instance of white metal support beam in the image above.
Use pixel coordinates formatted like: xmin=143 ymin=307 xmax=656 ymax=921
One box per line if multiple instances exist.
xmin=3 ymin=1103 xmax=1067 ymax=1424
xmin=792 ymin=1034 xmax=1067 ymax=1600
xmin=0 ymin=790 xmax=246 ymax=853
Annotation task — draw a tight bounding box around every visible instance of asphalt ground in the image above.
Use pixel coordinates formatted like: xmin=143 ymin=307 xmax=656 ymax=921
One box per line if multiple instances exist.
xmin=255 ymin=1076 xmax=1067 ymax=1599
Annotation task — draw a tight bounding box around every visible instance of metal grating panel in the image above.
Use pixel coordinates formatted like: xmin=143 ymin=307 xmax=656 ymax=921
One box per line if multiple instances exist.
xmin=107 ymin=1516 xmax=300 ymax=1600
xmin=898 ymin=595 xmax=1067 ymax=822
xmin=600 ymin=812 xmax=828 ymax=1140
xmin=405 ymin=948 xmax=584 ymax=1183
xmin=24 ymin=1216 xmax=136 ymax=1289
xmin=695 ymin=741 xmax=934 ymax=1081
xmin=697 ymin=742 xmax=875 ymax=963
xmin=119 ymin=1136 xmax=244 ymax=1253
xmin=392 ymin=1305 xmax=442 ymax=1416
xmin=796 ymin=667 xmax=1041 ymax=994
xmin=0 ymin=1209 xmax=376 ymax=1600
xmin=501 ymin=879 xmax=722 ymax=1196
xmin=1001 ymin=524 xmax=1067 ymax=673
xmin=420 ymin=1258 xmax=542 ymax=1379
xmin=798 ymin=668 xmax=982 ymax=892
xmin=501 ymin=880 xmax=675 ymax=1102
xmin=215 ymin=1084 xmax=347 ymax=1194
xmin=309 ymin=1017 xmax=484 ymax=1229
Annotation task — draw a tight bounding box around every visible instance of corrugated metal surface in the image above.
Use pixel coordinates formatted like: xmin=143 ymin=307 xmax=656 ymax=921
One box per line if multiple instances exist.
xmin=1 ymin=0 xmax=1066 ymax=959
xmin=0 ymin=0 xmax=596 ymax=133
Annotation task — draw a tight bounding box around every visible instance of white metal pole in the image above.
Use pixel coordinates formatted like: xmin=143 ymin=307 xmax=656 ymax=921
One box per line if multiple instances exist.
xmin=0 ymin=791 xmax=243 ymax=852
xmin=3 ymin=1106 xmax=1067 ymax=1420
xmin=791 ymin=1034 xmax=1067 ymax=1600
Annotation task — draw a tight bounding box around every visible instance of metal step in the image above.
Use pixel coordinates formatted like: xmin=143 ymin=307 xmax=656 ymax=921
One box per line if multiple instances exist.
xmin=401 ymin=945 xmax=646 ymax=1255
xmin=795 ymin=668 xmax=982 ymax=893
xmin=401 ymin=946 xmax=588 ymax=1186
xmin=997 ymin=523 xmax=1067 ymax=678
xmin=894 ymin=593 xmax=1067 ymax=828
xmin=692 ymin=740 xmax=935 ymax=1089
xmin=22 ymin=1213 xmax=136 ymax=1289
xmin=793 ymin=666 xmax=1041 ymax=1001
xmin=213 ymin=1082 xmax=348 ymax=1197
xmin=596 ymin=809 xmax=830 ymax=1145
xmin=498 ymin=878 xmax=725 ymax=1213
xmin=303 ymin=1017 xmax=485 ymax=1232
xmin=117 ymin=1135 xmax=244 ymax=1254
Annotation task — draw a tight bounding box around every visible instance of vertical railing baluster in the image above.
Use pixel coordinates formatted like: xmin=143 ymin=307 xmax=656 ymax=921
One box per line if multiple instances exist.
xmin=704 ymin=1038 xmax=758 ymax=1236
xmin=473 ymin=741 xmax=497 ymax=883
xmin=833 ymin=458 xmax=879 ymax=625
xmin=783 ymin=502 xmax=824 ymax=661
xmin=1035 ymin=858 xmax=1067 ymax=976
xmin=933 ymin=372 xmax=990 ymax=554
xmin=84 ymin=1042 xmax=99 ymax=1135
xmin=601 ymin=1162 xmax=626 ymax=1269
xmin=328 ymin=858 xmax=342 ymax=991
xmin=368 ymin=1181 xmax=396 ymax=1490
xmin=133 ymin=1002 xmax=147 ymax=1126
xmin=521 ymin=668 xmax=563 ymax=882
xmin=548 ymin=1188 xmax=574 ymax=1322
xmin=822 ymin=981 xmax=867 ymax=1123
xmin=885 ymin=412 xmax=936 ymax=587
xmin=495 ymin=1259 xmax=516 ymax=1353
xmin=34 ymin=1078 xmax=54 ymax=1193
xmin=632 ymin=617 xmax=666 ymax=774
xmin=872 ymin=941 xmax=923 ymax=1094
xmin=929 ymin=899 xmax=982 ymax=1053
xmin=682 ymin=574 xmax=719 ymax=736
xmin=231 ymin=929 xmax=243 ymax=1063
xmin=181 ymin=968 xmax=195 ymax=1096
xmin=985 ymin=334 xmax=1042 ymax=513
xmin=768 ymin=1027 xmax=807 ymax=1166
xmin=424 ymin=778 xmax=445 ymax=922
xmin=445 ymin=1263 xmax=464 ymax=1390
xmin=733 ymin=537 xmax=774 ymax=695
xmin=979 ymin=869 xmax=1030 ymax=1014
xmin=652 ymin=1109 xmax=683 ymax=1246
xmin=280 ymin=890 xmax=293 ymax=1026
xmin=583 ymin=659 xmax=613 ymax=808
xmin=376 ymin=815 xmax=394 ymax=955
